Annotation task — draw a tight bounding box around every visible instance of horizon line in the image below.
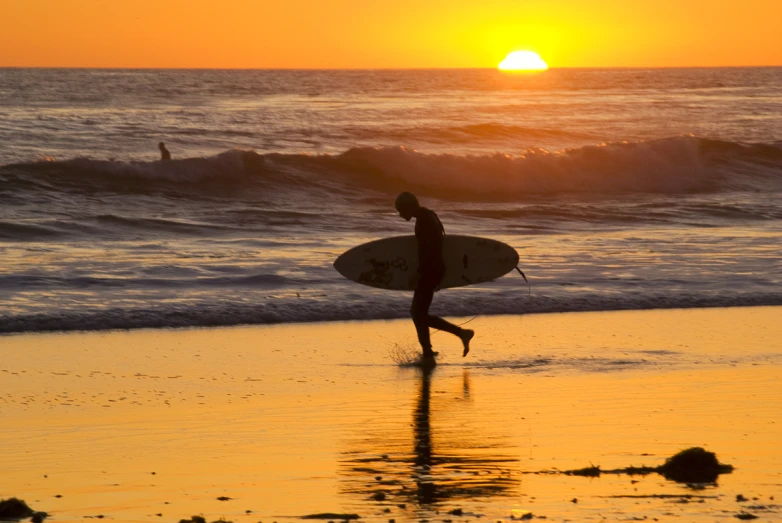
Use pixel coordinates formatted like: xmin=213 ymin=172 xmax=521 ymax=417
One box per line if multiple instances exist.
xmin=2 ymin=65 xmax=782 ymax=71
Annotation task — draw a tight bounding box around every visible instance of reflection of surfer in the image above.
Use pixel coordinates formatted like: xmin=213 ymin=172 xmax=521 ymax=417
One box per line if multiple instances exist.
xmin=338 ymin=367 xmax=519 ymax=506
xmin=394 ymin=192 xmax=474 ymax=363
xmin=414 ymin=366 xmax=435 ymax=503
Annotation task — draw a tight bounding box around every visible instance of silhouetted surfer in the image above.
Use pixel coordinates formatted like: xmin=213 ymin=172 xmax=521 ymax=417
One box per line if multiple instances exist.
xmin=158 ymin=142 xmax=171 ymax=161
xmin=395 ymin=192 xmax=473 ymax=364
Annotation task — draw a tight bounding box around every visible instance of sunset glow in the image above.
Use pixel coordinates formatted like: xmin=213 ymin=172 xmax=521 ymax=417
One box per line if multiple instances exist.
xmin=1 ymin=0 xmax=781 ymax=68
xmin=498 ymin=51 xmax=548 ymax=71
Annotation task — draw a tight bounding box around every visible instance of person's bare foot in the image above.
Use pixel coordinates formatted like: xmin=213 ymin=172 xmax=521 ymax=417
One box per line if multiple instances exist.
xmin=421 ymin=350 xmax=438 ymax=367
xmin=460 ymin=329 xmax=474 ymax=357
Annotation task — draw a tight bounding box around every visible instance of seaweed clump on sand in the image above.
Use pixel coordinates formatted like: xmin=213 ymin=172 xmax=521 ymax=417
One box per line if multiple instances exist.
xmin=563 ymin=465 xmax=602 ymax=477
xmin=0 ymin=499 xmax=47 ymax=522
xmin=547 ymin=447 xmax=733 ymax=484
xmin=301 ymin=514 xmax=360 ymax=520
xmin=657 ymin=447 xmax=734 ymax=483
xmin=179 ymin=517 xmax=232 ymax=523
xmin=0 ymin=498 xmax=35 ymax=520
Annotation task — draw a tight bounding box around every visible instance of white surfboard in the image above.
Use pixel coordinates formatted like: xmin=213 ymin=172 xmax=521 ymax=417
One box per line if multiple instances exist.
xmin=334 ymin=235 xmax=519 ymax=291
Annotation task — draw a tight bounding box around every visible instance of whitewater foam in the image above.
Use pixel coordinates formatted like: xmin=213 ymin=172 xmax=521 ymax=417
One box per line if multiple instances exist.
xmin=2 ymin=290 xmax=781 ymax=334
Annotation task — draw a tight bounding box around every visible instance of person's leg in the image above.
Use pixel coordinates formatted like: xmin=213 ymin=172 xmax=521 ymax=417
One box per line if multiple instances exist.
xmin=427 ymin=315 xmax=474 ymax=357
xmin=426 ymin=315 xmax=461 ymax=335
xmin=412 ymin=274 xmax=475 ymax=358
xmin=411 ymin=286 xmax=435 ymax=356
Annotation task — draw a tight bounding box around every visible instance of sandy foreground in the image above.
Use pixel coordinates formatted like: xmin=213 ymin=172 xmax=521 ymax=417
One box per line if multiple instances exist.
xmin=1 ymin=307 xmax=780 ymax=523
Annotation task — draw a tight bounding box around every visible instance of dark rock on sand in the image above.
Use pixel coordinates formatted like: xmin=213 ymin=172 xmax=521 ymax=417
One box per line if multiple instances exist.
xmin=734 ymin=513 xmax=759 ymax=520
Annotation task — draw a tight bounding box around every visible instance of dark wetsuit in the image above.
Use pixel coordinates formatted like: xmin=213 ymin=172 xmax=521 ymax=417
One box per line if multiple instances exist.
xmin=411 ymin=207 xmax=462 ymax=355
xmin=415 ymin=207 xmax=446 ymax=288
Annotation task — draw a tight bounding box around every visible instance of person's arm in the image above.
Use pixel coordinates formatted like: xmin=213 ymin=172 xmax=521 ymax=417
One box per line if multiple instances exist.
xmin=417 ymin=213 xmax=443 ymax=274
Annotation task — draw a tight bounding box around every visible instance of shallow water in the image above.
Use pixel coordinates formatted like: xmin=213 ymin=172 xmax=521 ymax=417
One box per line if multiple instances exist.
xmin=1 ymin=308 xmax=780 ymax=522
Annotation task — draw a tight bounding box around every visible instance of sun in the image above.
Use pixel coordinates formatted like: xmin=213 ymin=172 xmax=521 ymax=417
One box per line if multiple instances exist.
xmin=498 ymin=51 xmax=548 ymax=72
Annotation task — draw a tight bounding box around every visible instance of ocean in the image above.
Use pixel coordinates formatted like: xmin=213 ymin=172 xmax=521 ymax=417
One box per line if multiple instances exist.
xmin=1 ymin=67 xmax=780 ymax=333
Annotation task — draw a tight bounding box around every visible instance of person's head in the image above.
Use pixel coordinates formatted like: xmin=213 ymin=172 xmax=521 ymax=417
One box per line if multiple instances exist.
xmin=158 ymin=142 xmax=166 ymax=150
xmin=394 ymin=191 xmax=420 ymax=221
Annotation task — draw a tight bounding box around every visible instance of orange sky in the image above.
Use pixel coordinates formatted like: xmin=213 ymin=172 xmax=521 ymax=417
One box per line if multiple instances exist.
xmin=2 ymin=0 xmax=781 ymax=68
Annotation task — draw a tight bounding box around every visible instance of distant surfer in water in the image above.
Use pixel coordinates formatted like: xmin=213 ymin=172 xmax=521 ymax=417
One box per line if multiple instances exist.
xmin=395 ymin=191 xmax=474 ymax=363
xmin=158 ymin=142 xmax=171 ymax=161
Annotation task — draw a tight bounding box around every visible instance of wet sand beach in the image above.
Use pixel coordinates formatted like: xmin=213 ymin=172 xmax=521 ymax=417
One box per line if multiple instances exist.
xmin=1 ymin=307 xmax=780 ymax=522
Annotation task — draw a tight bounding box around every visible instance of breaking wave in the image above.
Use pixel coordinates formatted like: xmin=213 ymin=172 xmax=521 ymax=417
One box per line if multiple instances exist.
xmin=2 ymin=136 xmax=781 ymax=200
